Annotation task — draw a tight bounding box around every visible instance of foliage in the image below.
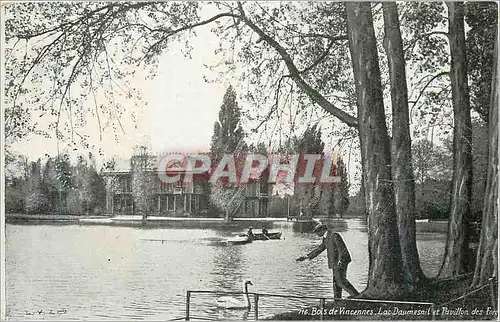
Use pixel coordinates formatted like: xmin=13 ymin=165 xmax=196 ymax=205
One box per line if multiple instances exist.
xmin=210 ymin=85 xmax=246 ymax=160
xmin=412 ymin=139 xmax=453 ymax=184
xmin=293 ymin=124 xmax=325 ymax=154
xmin=4 ymin=2 xmax=359 ymax=151
xmin=131 ymin=145 xmax=156 ymax=217
xmin=465 ymin=2 xmax=497 ymax=122
xmin=55 ymin=154 xmax=73 ymax=189
xmin=210 ymin=185 xmax=246 ymax=216
xmin=5 ymin=177 xmax=27 ymax=213
xmin=291 ymin=125 xmax=324 ymax=217
xmin=209 ymin=86 xmax=248 ymax=215
xmin=400 ymin=2 xmax=453 ymax=141
xmin=4 ymin=2 xmax=203 ymax=146
xmin=42 ymin=157 xmax=61 ymax=211
xmin=411 ymin=121 xmax=489 ymax=221
xmin=5 ymin=153 xmax=107 ymax=215
xmin=72 ymin=155 xmax=106 ymax=215
xmin=316 ymin=158 xmax=350 ymax=218
xmin=25 ymin=190 xmax=51 ymax=214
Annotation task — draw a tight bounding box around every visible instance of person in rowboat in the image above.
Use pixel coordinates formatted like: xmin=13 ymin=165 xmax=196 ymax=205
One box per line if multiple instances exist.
xmin=261 ymin=228 xmax=270 ymax=240
xmin=296 ymin=222 xmax=359 ymax=298
xmin=246 ymin=227 xmax=255 ymax=241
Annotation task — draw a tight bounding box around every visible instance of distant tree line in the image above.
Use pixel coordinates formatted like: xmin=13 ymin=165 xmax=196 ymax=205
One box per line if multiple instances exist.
xmin=347 ymin=119 xmax=488 ymax=222
xmin=5 ymin=153 xmax=106 ymax=215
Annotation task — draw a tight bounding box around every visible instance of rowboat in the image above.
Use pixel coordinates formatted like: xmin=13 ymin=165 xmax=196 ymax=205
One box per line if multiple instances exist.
xmin=227 ymin=236 xmax=252 ymax=245
xmin=239 ymin=231 xmax=282 ymax=240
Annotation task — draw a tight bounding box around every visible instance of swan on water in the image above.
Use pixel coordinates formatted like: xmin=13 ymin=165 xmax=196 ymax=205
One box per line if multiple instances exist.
xmin=215 ymin=280 xmax=253 ymax=309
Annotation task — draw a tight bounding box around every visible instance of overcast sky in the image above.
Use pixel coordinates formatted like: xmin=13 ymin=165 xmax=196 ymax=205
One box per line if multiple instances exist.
xmin=10 ymin=26 xmax=230 ymax=163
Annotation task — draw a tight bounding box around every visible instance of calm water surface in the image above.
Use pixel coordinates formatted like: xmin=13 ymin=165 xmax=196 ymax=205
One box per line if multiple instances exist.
xmin=6 ymin=219 xmax=446 ymax=320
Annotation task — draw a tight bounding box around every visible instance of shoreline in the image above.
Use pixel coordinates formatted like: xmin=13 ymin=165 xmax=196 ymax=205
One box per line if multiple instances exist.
xmin=5 ymin=213 xmax=449 ymax=232
xmin=5 ymin=213 xmax=316 ymax=229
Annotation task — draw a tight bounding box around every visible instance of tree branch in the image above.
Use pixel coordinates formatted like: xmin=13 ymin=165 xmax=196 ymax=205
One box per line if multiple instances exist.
xmin=298 ymin=39 xmax=335 ymax=74
xmin=237 ymin=2 xmax=358 ymax=128
xmin=404 ymin=31 xmax=449 ymax=53
xmin=410 ymin=71 xmax=450 ymax=116
xmin=142 ymin=12 xmax=240 ymax=61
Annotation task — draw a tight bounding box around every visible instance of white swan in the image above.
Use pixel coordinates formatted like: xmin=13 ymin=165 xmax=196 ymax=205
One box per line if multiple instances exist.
xmin=215 ymin=280 xmax=253 ymax=309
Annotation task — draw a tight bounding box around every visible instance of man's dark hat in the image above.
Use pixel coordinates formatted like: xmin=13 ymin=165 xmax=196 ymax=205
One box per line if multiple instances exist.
xmin=313 ymin=222 xmax=327 ymax=232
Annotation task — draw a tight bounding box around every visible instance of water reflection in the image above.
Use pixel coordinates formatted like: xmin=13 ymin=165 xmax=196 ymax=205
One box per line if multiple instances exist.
xmin=6 ymin=219 xmax=445 ymax=320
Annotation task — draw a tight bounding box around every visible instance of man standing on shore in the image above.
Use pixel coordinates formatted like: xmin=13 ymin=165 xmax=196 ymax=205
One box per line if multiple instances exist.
xmin=296 ymin=222 xmax=359 ymax=298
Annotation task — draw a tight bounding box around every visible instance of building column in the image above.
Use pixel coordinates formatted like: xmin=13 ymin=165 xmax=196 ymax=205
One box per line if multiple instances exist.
xmin=157 ymin=195 xmax=161 ymax=213
xmin=173 ymin=195 xmax=176 ymax=211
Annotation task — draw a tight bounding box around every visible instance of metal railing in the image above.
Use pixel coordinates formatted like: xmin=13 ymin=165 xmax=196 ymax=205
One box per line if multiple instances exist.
xmin=184 ymin=290 xmax=435 ymax=321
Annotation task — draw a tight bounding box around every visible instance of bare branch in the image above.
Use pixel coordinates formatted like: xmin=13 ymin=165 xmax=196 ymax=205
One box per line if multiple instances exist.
xmin=237 ymin=2 xmax=358 ymax=128
xmin=142 ymin=12 xmax=239 ymax=61
xmin=410 ymin=71 xmax=450 ymax=117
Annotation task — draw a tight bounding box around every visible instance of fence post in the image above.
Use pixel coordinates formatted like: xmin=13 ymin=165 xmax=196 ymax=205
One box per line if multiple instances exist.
xmin=489 ymin=278 xmax=496 ymax=309
xmin=254 ymin=293 xmax=259 ymax=320
xmin=185 ymin=291 xmax=191 ymax=321
xmin=319 ymin=298 xmax=325 ymax=321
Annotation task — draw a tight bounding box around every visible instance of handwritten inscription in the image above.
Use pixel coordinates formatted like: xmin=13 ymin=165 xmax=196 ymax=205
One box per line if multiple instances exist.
xmin=25 ymin=308 xmax=68 ymax=316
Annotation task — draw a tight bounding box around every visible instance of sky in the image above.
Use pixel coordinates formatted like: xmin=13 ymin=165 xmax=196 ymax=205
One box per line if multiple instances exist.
xmin=10 ymin=27 xmax=229 ymax=163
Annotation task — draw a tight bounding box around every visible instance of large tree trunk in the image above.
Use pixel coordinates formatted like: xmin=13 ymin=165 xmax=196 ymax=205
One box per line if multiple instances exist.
xmin=382 ymin=2 xmax=426 ymax=287
xmin=472 ymin=35 xmax=498 ymax=287
xmin=438 ymin=2 xmax=473 ymax=278
xmin=345 ymin=2 xmax=407 ymax=299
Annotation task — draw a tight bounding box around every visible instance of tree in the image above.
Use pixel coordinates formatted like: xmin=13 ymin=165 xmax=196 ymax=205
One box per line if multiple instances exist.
xmin=102 ymin=157 xmax=119 ymax=214
xmin=209 ymin=86 xmax=247 ymax=219
xmin=400 ymin=2 xmax=494 ymax=278
xmin=88 ymin=154 xmax=106 ymax=214
xmin=5 ymin=153 xmax=30 ymax=213
xmin=42 ymin=157 xmax=59 ymax=212
xmin=330 ymin=157 xmax=350 ymax=218
xmin=25 ymin=159 xmax=50 ymax=214
xmin=438 ymin=2 xmax=473 ymax=278
xmin=293 ymin=124 xmax=324 ymax=218
xmin=70 ymin=154 xmax=105 ymax=215
xmin=412 ymin=139 xmax=453 ymax=220
xmin=412 ymin=139 xmax=453 ymax=186
xmin=382 ymin=2 xmax=425 ymax=286
xmin=472 ymin=33 xmax=498 ymax=286
xmin=210 ymin=85 xmax=246 ymax=160
xmin=345 ymin=2 xmax=406 ymax=298
xmin=465 ymin=2 xmax=497 ymax=123
xmin=55 ymin=154 xmax=72 ymax=213
xmin=131 ymin=145 xmax=156 ymax=221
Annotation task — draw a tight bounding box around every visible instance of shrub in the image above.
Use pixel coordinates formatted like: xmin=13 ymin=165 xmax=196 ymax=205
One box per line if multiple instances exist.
xmin=25 ymin=191 xmax=51 ymax=214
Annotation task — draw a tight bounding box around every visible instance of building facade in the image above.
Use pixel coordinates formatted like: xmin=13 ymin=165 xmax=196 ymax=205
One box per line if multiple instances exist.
xmin=102 ymin=157 xmax=270 ymax=217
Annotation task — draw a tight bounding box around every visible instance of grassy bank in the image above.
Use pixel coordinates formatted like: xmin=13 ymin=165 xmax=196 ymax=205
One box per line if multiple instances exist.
xmin=267 ymin=276 xmax=497 ymax=320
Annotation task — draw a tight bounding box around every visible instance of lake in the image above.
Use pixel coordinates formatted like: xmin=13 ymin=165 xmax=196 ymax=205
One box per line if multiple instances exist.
xmin=5 ymin=219 xmax=446 ymax=320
